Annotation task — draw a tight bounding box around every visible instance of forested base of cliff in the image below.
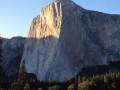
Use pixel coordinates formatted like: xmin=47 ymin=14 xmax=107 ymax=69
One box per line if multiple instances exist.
xmin=1 ymin=60 xmax=120 ymax=90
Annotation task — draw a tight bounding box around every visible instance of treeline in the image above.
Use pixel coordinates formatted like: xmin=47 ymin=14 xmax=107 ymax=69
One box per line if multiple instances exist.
xmin=1 ymin=70 xmax=120 ymax=90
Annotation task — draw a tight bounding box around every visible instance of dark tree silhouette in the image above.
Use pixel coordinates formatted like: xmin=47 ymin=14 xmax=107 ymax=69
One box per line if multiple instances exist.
xmin=18 ymin=60 xmax=26 ymax=83
xmin=11 ymin=60 xmax=26 ymax=90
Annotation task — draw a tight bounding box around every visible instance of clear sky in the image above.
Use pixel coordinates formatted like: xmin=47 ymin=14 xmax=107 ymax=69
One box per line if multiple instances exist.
xmin=0 ymin=0 xmax=120 ymax=39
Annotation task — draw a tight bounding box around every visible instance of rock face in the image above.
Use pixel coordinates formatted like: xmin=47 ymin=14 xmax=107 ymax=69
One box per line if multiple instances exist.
xmin=22 ymin=0 xmax=120 ymax=81
xmin=2 ymin=36 xmax=26 ymax=76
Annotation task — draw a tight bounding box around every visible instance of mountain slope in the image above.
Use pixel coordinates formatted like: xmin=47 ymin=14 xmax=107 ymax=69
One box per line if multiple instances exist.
xmin=2 ymin=36 xmax=26 ymax=76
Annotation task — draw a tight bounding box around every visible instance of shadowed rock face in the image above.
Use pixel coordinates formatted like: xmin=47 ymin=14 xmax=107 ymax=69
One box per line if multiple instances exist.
xmin=22 ymin=0 xmax=120 ymax=81
xmin=2 ymin=36 xmax=26 ymax=76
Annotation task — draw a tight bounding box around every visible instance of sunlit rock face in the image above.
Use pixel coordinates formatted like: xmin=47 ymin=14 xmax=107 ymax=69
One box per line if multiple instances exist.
xmin=2 ymin=36 xmax=26 ymax=76
xmin=22 ymin=0 xmax=120 ymax=81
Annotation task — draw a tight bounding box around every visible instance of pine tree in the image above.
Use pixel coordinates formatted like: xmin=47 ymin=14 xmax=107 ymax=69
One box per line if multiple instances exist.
xmin=11 ymin=60 xmax=26 ymax=89
xmin=63 ymin=77 xmax=67 ymax=83
xmin=116 ymin=72 xmax=120 ymax=81
xmin=111 ymin=82 xmax=117 ymax=89
xmin=68 ymin=84 xmax=77 ymax=90
xmin=74 ymin=76 xmax=77 ymax=83
xmin=18 ymin=60 xmax=26 ymax=84
xmin=104 ymin=74 xmax=110 ymax=83
xmin=24 ymin=83 xmax=30 ymax=90
xmin=0 ymin=35 xmax=2 ymax=81
xmin=82 ymin=76 xmax=87 ymax=82
xmin=110 ymin=73 xmax=116 ymax=82
xmin=78 ymin=75 xmax=81 ymax=84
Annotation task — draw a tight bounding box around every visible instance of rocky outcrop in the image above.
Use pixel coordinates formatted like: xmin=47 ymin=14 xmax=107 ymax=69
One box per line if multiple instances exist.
xmin=22 ymin=0 xmax=120 ymax=81
xmin=2 ymin=36 xmax=26 ymax=76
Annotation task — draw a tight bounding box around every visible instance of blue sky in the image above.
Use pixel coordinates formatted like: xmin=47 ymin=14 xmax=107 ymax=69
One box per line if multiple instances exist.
xmin=0 ymin=0 xmax=120 ymax=39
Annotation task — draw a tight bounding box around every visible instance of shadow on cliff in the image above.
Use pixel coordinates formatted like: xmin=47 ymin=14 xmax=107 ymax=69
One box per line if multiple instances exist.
xmin=2 ymin=35 xmax=59 ymax=81
xmin=2 ymin=35 xmax=120 ymax=81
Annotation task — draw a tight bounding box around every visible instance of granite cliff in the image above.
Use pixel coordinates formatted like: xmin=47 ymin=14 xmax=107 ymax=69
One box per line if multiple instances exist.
xmin=2 ymin=36 xmax=25 ymax=76
xmin=22 ymin=0 xmax=120 ymax=81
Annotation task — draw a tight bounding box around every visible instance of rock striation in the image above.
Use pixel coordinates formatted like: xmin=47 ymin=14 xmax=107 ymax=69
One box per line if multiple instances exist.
xmin=2 ymin=36 xmax=26 ymax=76
xmin=22 ymin=0 xmax=120 ymax=81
